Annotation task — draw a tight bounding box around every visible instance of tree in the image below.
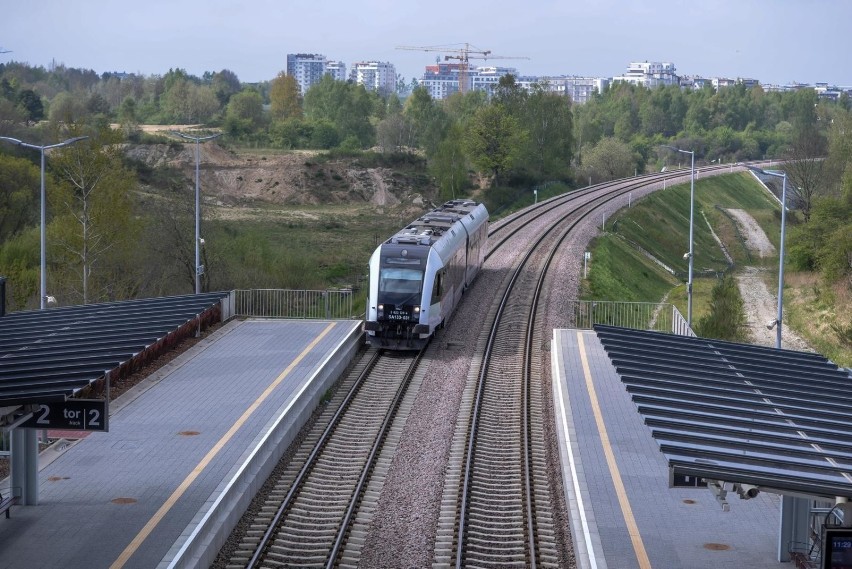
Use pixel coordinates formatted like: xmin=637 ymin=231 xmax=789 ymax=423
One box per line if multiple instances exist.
xmin=581 ymin=137 xmax=635 ymax=183
xmin=210 ymin=69 xmax=241 ymax=106
xmin=825 ymin=109 xmax=852 ymax=193
xmin=48 ymin=91 xmax=88 ymax=124
xmin=694 ymin=274 xmax=748 ymax=342
xmin=492 ymin=74 xmax=527 ymax=118
xmin=269 ymin=72 xmax=302 ymax=120
xmin=376 ymin=113 xmax=413 ymax=153
xmin=47 ymin=126 xmax=140 ymax=304
xmin=523 ymin=85 xmax=574 ymax=179
xmin=0 ymin=154 xmax=41 ymax=241
xmin=17 ymin=89 xmax=44 ymax=124
xmin=0 ymin=97 xmax=26 ymax=128
xmin=430 ymin=123 xmax=468 ymax=200
xmin=783 ymin=124 xmax=828 ymax=222
xmin=224 ymin=89 xmax=265 ymax=136
xmin=463 ymin=104 xmax=526 ymax=186
xmin=86 ymin=93 xmax=110 ymax=116
xmin=303 ymin=76 xmax=375 ymax=147
xmin=404 ymin=86 xmax=440 ymax=149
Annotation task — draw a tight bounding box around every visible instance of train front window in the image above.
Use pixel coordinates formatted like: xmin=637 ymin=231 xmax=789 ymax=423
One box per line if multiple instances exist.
xmin=379 ymin=267 xmax=423 ymax=304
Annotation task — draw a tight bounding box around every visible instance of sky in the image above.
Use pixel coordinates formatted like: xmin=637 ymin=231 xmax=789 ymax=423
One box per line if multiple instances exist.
xmin=1 ymin=0 xmax=850 ymax=87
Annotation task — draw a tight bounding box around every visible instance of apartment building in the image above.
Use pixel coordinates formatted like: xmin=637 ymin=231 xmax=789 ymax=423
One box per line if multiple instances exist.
xmin=543 ymin=76 xmax=610 ymax=104
xmin=286 ymin=53 xmax=328 ymax=95
xmin=349 ymin=61 xmax=397 ymax=95
xmin=612 ymin=61 xmax=679 ymax=87
xmin=325 ymin=61 xmax=347 ymax=82
xmin=420 ymin=62 xmax=464 ymax=99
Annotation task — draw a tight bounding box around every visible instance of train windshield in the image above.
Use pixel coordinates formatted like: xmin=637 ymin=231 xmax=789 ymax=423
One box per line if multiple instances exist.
xmin=379 ymin=267 xmax=423 ymax=304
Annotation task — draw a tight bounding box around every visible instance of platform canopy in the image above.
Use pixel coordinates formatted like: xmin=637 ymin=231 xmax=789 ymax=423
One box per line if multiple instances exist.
xmin=595 ymin=324 xmax=852 ymax=500
xmin=0 ymin=293 xmax=228 ymax=409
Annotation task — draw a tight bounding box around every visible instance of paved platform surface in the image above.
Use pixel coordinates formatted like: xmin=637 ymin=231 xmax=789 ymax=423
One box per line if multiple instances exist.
xmin=0 ymin=319 xmax=361 ymax=569
xmin=552 ymin=329 xmax=788 ymax=569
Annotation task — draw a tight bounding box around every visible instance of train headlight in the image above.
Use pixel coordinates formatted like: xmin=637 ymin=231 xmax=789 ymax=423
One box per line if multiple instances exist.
xmin=377 ymin=304 xmax=384 ymax=316
xmin=413 ymin=306 xmax=420 ymax=313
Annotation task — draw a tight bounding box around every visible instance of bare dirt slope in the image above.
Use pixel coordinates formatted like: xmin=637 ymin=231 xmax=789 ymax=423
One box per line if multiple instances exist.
xmin=125 ymin=143 xmax=433 ymax=214
xmin=728 ymin=210 xmax=812 ymax=351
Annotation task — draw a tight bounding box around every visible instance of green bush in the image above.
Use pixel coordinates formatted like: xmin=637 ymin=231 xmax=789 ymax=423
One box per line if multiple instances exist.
xmin=694 ymin=274 xmax=748 ymax=341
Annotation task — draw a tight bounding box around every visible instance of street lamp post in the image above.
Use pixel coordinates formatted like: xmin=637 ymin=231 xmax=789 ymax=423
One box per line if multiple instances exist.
xmin=746 ymin=165 xmax=788 ymax=349
xmin=170 ymin=131 xmax=223 ymax=294
xmin=0 ymin=135 xmax=88 ymax=309
xmin=661 ymin=145 xmax=696 ymax=327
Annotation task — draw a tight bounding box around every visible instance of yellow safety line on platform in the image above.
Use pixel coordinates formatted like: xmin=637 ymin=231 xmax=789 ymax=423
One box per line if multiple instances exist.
xmin=578 ymin=331 xmax=652 ymax=569
xmin=110 ymin=321 xmax=337 ymax=569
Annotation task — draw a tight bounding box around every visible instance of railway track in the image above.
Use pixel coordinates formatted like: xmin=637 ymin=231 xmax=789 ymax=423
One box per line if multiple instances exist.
xmin=226 ymin=347 xmax=426 ymax=568
xmin=217 ymin=163 xmax=753 ymax=568
xmin=434 ymin=169 xmax=688 ymax=567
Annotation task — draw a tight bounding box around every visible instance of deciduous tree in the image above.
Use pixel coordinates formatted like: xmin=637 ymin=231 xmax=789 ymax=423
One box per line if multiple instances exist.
xmin=269 ymin=72 xmax=302 ymax=120
xmin=523 ymin=85 xmax=574 ymax=179
xmin=0 ymin=154 xmax=41 ymax=241
xmin=463 ymin=104 xmax=526 ymax=186
xmin=581 ymin=137 xmax=635 ymax=183
xmin=783 ymin=124 xmax=828 ymax=221
xmin=47 ymin=126 xmax=140 ymax=304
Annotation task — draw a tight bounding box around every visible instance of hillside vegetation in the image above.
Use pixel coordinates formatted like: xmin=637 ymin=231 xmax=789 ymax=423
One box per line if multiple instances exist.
xmin=583 ymin=173 xmax=852 ymax=366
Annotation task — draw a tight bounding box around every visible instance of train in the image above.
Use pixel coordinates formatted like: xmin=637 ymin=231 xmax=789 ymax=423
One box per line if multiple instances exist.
xmin=364 ymin=199 xmax=489 ymax=350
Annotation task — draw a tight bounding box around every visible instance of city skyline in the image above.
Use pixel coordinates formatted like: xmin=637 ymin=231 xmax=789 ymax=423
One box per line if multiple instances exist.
xmin=1 ymin=0 xmax=849 ymax=87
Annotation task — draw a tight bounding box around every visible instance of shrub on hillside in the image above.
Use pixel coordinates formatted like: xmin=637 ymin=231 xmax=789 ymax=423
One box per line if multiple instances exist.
xmin=694 ymin=274 xmax=748 ymax=342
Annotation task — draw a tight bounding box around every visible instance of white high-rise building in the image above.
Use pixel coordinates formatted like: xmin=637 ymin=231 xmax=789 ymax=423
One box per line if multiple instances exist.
xmin=287 ymin=53 xmax=328 ymax=95
xmin=325 ymin=61 xmax=347 ymax=82
xmin=542 ymin=76 xmax=610 ymax=104
xmin=350 ymin=61 xmax=397 ymax=95
xmin=287 ymin=53 xmax=349 ymax=95
xmin=612 ymin=61 xmax=678 ymax=88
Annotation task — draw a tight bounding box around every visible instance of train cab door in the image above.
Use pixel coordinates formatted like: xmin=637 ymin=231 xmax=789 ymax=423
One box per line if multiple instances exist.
xmin=430 ymin=268 xmax=447 ymax=329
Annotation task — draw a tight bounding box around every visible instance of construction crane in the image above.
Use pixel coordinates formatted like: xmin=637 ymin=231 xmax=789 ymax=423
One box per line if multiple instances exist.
xmin=396 ymin=43 xmax=528 ymax=94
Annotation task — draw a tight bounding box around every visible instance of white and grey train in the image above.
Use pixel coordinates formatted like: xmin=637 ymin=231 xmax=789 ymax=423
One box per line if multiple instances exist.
xmin=364 ymin=199 xmax=489 ymax=350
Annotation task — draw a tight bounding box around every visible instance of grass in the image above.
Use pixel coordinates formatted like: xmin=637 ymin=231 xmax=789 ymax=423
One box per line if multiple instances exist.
xmin=583 ymin=172 xmax=851 ymax=365
xmin=582 ymin=234 xmax=678 ymax=302
xmin=204 ymin=203 xmax=409 ymax=315
xmin=784 ymin=273 xmax=852 ymax=367
xmin=582 ymin=173 xmax=780 ymax=322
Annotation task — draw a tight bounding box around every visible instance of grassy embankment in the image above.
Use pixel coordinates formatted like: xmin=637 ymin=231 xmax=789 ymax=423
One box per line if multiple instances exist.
xmin=580 ymin=171 xmax=852 ymax=367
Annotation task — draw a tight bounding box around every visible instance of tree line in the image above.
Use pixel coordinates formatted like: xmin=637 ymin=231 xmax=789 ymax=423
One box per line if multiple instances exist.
xmin=0 ymin=59 xmax=849 ymax=313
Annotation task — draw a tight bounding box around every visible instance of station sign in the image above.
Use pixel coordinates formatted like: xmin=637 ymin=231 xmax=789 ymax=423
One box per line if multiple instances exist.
xmin=20 ymin=399 xmax=108 ymax=432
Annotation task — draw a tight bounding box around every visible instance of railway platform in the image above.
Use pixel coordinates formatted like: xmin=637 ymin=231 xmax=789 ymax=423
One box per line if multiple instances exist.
xmin=551 ymin=328 xmax=787 ymax=569
xmin=0 ymin=318 xmax=362 ymax=569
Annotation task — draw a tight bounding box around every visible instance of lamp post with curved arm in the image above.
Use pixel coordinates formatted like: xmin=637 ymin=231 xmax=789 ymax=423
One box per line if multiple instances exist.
xmin=660 ymin=145 xmax=696 ymax=327
xmin=745 ymin=165 xmax=787 ymax=349
xmin=169 ymin=131 xmax=223 ymax=294
xmin=0 ymin=135 xmax=89 ymax=309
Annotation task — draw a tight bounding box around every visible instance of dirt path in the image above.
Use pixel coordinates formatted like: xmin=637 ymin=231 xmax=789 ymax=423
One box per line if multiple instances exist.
xmin=736 ymin=266 xmax=812 ymax=351
xmin=727 ymin=209 xmax=812 ymax=351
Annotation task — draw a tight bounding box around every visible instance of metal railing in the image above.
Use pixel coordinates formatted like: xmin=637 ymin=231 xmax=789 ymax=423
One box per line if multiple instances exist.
xmin=566 ymin=300 xmax=695 ymax=336
xmin=233 ymin=289 xmax=355 ymax=320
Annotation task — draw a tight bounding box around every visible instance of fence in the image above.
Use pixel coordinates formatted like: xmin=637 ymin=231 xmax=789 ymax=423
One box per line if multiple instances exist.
xmin=233 ymin=289 xmax=355 ymax=320
xmin=565 ymin=300 xmax=695 ymax=337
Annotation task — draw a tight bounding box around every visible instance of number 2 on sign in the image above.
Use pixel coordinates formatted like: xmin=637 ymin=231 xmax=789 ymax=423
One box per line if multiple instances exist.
xmin=35 ymin=404 xmax=50 ymax=425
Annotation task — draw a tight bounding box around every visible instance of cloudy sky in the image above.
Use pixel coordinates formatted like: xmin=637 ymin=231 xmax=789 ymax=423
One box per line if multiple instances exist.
xmin=1 ymin=0 xmax=848 ymax=86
